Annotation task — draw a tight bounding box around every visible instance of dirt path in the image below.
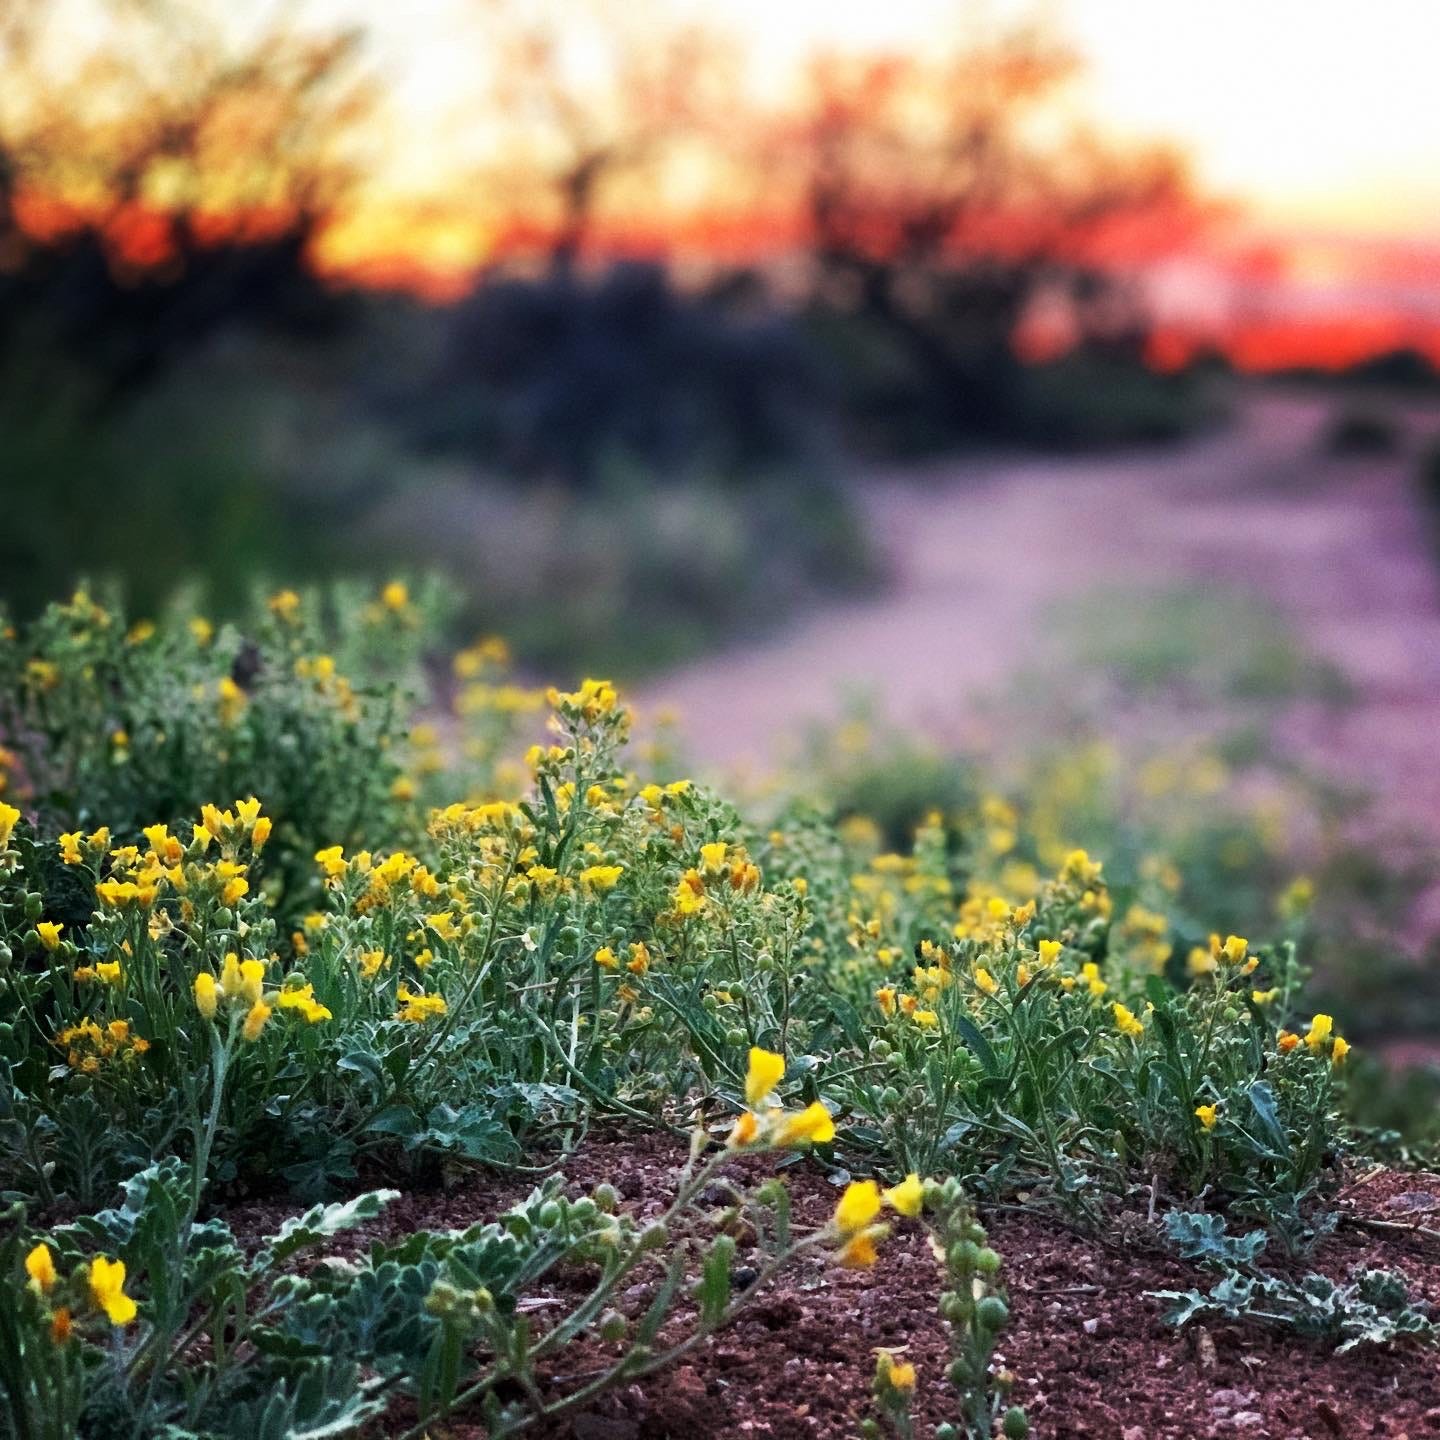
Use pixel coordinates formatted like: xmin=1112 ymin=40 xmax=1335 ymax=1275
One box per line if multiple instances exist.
xmin=640 ymin=389 xmax=1440 ymax=848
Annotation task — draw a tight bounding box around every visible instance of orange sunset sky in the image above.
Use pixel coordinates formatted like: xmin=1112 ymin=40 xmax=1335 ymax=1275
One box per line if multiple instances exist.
xmin=300 ymin=0 xmax=1440 ymax=366
xmin=22 ymin=0 xmax=1440 ymax=370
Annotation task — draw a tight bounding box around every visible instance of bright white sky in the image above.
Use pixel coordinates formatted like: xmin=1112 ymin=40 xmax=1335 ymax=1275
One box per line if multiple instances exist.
xmin=350 ymin=0 xmax=1440 ymax=240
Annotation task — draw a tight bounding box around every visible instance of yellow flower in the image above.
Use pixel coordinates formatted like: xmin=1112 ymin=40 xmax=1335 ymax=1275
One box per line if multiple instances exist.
xmin=1276 ymin=1030 xmax=1300 ymax=1053
xmin=727 ymin=1110 xmax=760 ymax=1148
xmin=745 ymin=1047 xmax=785 ymax=1106
xmin=25 ymin=660 xmax=58 ymax=692
xmin=1081 ymin=962 xmax=1107 ymax=997
xmin=837 ymin=1231 xmax=881 ymax=1269
xmin=1251 ymin=988 xmax=1279 ymax=1006
xmin=276 ymin=983 xmax=332 ymax=1023
xmin=95 ymin=961 xmax=123 ymax=987
xmin=395 ymin=985 xmax=447 ymax=1023
xmin=357 ymin=949 xmax=389 ymax=979
xmin=189 ymin=616 xmax=213 ymax=645
xmin=88 ymin=1256 xmax=137 ymax=1325
xmin=426 ymin=911 xmax=461 ymax=942
xmin=625 ymin=943 xmax=650 ymax=975
xmin=774 ymin=1101 xmax=836 ymax=1146
xmin=315 ymin=845 xmax=347 ymax=877
xmin=0 ymin=802 xmax=20 ymax=849
xmin=1223 ymin=935 xmax=1249 ymax=965
xmin=877 ymin=1350 xmax=917 ymax=1392
xmin=25 ymin=1243 xmax=57 ymax=1293
xmin=1062 ymin=849 xmax=1102 ymax=883
xmin=217 ymin=677 xmax=247 ymax=726
xmin=381 ymin=580 xmax=410 ymax=611
xmin=37 ymin=922 xmax=63 ymax=951
xmin=58 ymin=831 xmax=84 ymax=865
xmin=1305 ymin=1014 xmax=1333 ymax=1051
xmin=883 ymin=1173 xmax=924 ymax=1218
xmin=268 ymin=589 xmax=301 ymax=621
xmin=1187 ymin=946 xmax=1218 ymax=978
xmin=1112 ymin=1003 xmax=1145 ymax=1038
xmin=1037 ymin=939 xmax=1062 ymax=966
xmin=194 ymin=972 xmax=218 ymax=1019
xmin=834 ymin=1179 xmax=882 ymax=1235
xmin=1195 ymin=1104 xmax=1218 ymax=1131
xmin=875 ymin=986 xmax=896 ymax=1016
xmin=912 ymin=1009 xmax=939 ymax=1028
xmin=973 ymin=966 xmax=998 ymax=997
xmin=579 ymin=864 xmax=624 ymax=894
xmin=241 ymin=1000 xmax=272 ymax=1042
xmin=699 ymin=841 xmax=729 ymax=874
xmin=219 ymin=954 xmax=266 ymax=1007
xmin=594 ymin=946 xmax=619 ymax=971
xmin=672 ymin=870 xmax=706 ymax=916
xmin=1331 ymin=1036 xmax=1350 ymax=1065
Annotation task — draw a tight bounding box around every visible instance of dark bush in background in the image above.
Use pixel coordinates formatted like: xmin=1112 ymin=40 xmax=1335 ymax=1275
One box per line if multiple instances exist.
xmin=379 ymin=264 xmax=834 ymax=487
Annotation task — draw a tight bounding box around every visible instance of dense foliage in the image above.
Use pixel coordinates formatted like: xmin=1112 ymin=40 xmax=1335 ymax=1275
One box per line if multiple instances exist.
xmin=0 ymin=586 xmax=1409 ymax=1439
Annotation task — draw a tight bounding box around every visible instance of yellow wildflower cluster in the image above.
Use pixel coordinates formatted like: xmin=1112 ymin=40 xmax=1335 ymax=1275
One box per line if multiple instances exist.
xmin=394 ymin=984 xmax=448 ymax=1023
xmin=829 ymin=1171 xmax=925 ymax=1269
xmin=725 ymin=1047 xmax=836 ymax=1150
xmin=1113 ymin=903 xmax=1172 ymax=973
xmin=54 ymin=1018 xmax=150 ymax=1073
xmin=86 ymin=800 xmax=269 ymax=914
xmin=670 ymin=842 xmax=761 ymax=921
xmin=26 ymin=1242 xmax=137 ymax=1336
xmin=194 ymin=952 xmax=331 ymax=1039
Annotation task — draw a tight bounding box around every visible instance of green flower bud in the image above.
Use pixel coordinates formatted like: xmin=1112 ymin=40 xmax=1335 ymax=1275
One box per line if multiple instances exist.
xmin=1003 ymin=1406 xmax=1030 ymax=1439
xmin=537 ymin=1201 xmax=563 ymax=1228
xmin=977 ymin=1296 xmax=1010 ymax=1331
xmin=975 ymin=1247 xmax=1002 ymax=1276
xmin=598 ymin=1310 xmax=628 ymax=1343
xmin=593 ymin=1182 xmax=619 ymax=1214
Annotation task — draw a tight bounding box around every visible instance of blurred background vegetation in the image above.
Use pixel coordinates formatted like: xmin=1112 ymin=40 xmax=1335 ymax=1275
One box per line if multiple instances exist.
xmin=0 ymin=0 xmax=1246 ymax=669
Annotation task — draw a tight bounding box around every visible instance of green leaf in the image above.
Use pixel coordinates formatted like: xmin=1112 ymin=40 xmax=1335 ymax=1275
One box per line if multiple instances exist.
xmin=1246 ymin=1080 xmax=1289 ymax=1154
xmin=698 ymin=1234 xmax=735 ymax=1327
xmin=637 ymin=1248 xmax=687 ymax=1346
xmin=952 ymin=1015 xmax=999 ymax=1076
xmin=261 ymin=1190 xmax=400 ymax=1268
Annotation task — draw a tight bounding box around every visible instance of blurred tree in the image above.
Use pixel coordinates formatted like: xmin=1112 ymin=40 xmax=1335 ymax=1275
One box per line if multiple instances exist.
xmin=784 ymin=24 xmax=1208 ymax=445
xmin=0 ymin=0 xmax=373 ymax=408
xmin=473 ymin=0 xmax=738 ymax=274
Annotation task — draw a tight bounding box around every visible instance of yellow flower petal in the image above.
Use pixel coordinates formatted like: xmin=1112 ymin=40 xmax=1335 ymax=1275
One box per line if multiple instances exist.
xmin=745 ymin=1047 xmax=785 ymax=1107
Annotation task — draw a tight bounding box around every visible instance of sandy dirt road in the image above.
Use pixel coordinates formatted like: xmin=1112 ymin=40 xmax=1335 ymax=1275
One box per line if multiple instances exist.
xmin=640 ymin=390 xmax=1440 ymax=851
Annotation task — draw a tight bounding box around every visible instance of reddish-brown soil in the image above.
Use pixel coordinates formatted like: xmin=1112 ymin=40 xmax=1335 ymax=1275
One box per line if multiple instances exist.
xmin=225 ymin=1132 xmax=1440 ymax=1439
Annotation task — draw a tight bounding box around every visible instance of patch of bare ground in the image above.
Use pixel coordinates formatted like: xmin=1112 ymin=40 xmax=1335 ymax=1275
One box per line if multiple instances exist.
xmin=225 ymin=1131 xmax=1440 ymax=1439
